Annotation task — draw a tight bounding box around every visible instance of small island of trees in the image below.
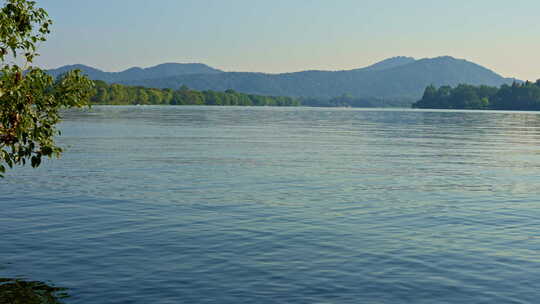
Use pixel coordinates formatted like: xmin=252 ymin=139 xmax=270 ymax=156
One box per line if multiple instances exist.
xmin=413 ymin=80 xmax=540 ymax=110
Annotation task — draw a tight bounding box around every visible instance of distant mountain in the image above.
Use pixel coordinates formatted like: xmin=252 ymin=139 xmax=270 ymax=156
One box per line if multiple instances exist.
xmin=120 ymin=56 xmax=517 ymax=101
xmin=48 ymin=57 xmax=518 ymax=104
xmin=357 ymin=56 xmax=416 ymax=72
xmin=46 ymin=63 xmax=222 ymax=83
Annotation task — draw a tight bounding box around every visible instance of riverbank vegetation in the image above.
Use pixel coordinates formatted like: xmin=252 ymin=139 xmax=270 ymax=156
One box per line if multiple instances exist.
xmin=91 ymin=81 xmax=300 ymax=106
xmin=90 ymin=81 xmax=417 ymax=108
xmin=413 ymin=80 xmax=540 ymax=110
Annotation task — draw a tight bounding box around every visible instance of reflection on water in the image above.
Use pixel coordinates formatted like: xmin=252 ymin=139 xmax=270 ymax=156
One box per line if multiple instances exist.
xmin=0 ymin=278 xmax=68 ymax=304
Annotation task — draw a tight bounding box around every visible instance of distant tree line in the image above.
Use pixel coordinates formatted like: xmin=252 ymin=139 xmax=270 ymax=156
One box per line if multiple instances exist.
xmin=299 ymin=94 xmax=412 ymax=108
xmin=90 ymin=80 xmax=417 ymax=108
xmin=90 ymin=81 xmax=300 ymax=106
xmin=413 ymin=80 xmax=540 ymax=110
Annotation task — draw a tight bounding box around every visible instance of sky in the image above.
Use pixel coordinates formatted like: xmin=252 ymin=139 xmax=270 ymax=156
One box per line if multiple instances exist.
xmin=34 ymin=0 xmax=540 ymax=80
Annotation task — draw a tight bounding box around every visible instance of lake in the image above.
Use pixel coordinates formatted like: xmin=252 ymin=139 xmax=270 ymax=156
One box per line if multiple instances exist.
xmin=1 ymin=106 xmax=540 ymax=303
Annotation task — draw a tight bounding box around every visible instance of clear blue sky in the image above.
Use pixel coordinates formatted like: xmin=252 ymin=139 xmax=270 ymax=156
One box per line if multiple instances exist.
xmin=35 ymin=0 xmax=540 ymax=80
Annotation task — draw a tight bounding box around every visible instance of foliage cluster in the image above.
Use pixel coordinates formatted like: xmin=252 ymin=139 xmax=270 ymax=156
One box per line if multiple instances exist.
xmin=0 ymin=0 xmax=93 ymax=177
xmin=413 ymin=80 xmax=540 ymax=110
xmin=91 ymin=81 xmax=300 ymax=106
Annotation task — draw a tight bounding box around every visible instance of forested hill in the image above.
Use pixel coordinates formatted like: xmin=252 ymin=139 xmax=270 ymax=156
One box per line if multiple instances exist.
xmin=47 ymin=63 xmax=222 ymax=83
xmin=90 ymin=81 xmax=300 ymax=106
xmin=49 ymin=56 xmax=518 ymax=105
xmin=119 ymin=56 xmax=516 ymax=101
xmin=412 ymin=80 xmax=540 ymax=110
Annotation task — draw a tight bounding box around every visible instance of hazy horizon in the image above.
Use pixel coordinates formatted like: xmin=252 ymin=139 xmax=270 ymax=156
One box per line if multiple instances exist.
xmin=34 ymin=0 xmax=540 ymax=80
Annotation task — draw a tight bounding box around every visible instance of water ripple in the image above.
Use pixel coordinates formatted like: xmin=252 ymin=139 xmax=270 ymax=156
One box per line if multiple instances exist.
xmin=2 ymin=106 xmax=540 ymax=303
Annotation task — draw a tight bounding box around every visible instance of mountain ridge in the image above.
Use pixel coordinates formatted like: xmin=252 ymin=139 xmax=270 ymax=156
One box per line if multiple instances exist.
xmin=46 ymin=56 xmax=520 ymax=102
xmin=46 ymin=62 xmax=222 ymax=83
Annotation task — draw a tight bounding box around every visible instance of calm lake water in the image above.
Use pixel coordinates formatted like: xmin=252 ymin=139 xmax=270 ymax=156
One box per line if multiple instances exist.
xmin=1 ymin=106 xmax=540 ymax=303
